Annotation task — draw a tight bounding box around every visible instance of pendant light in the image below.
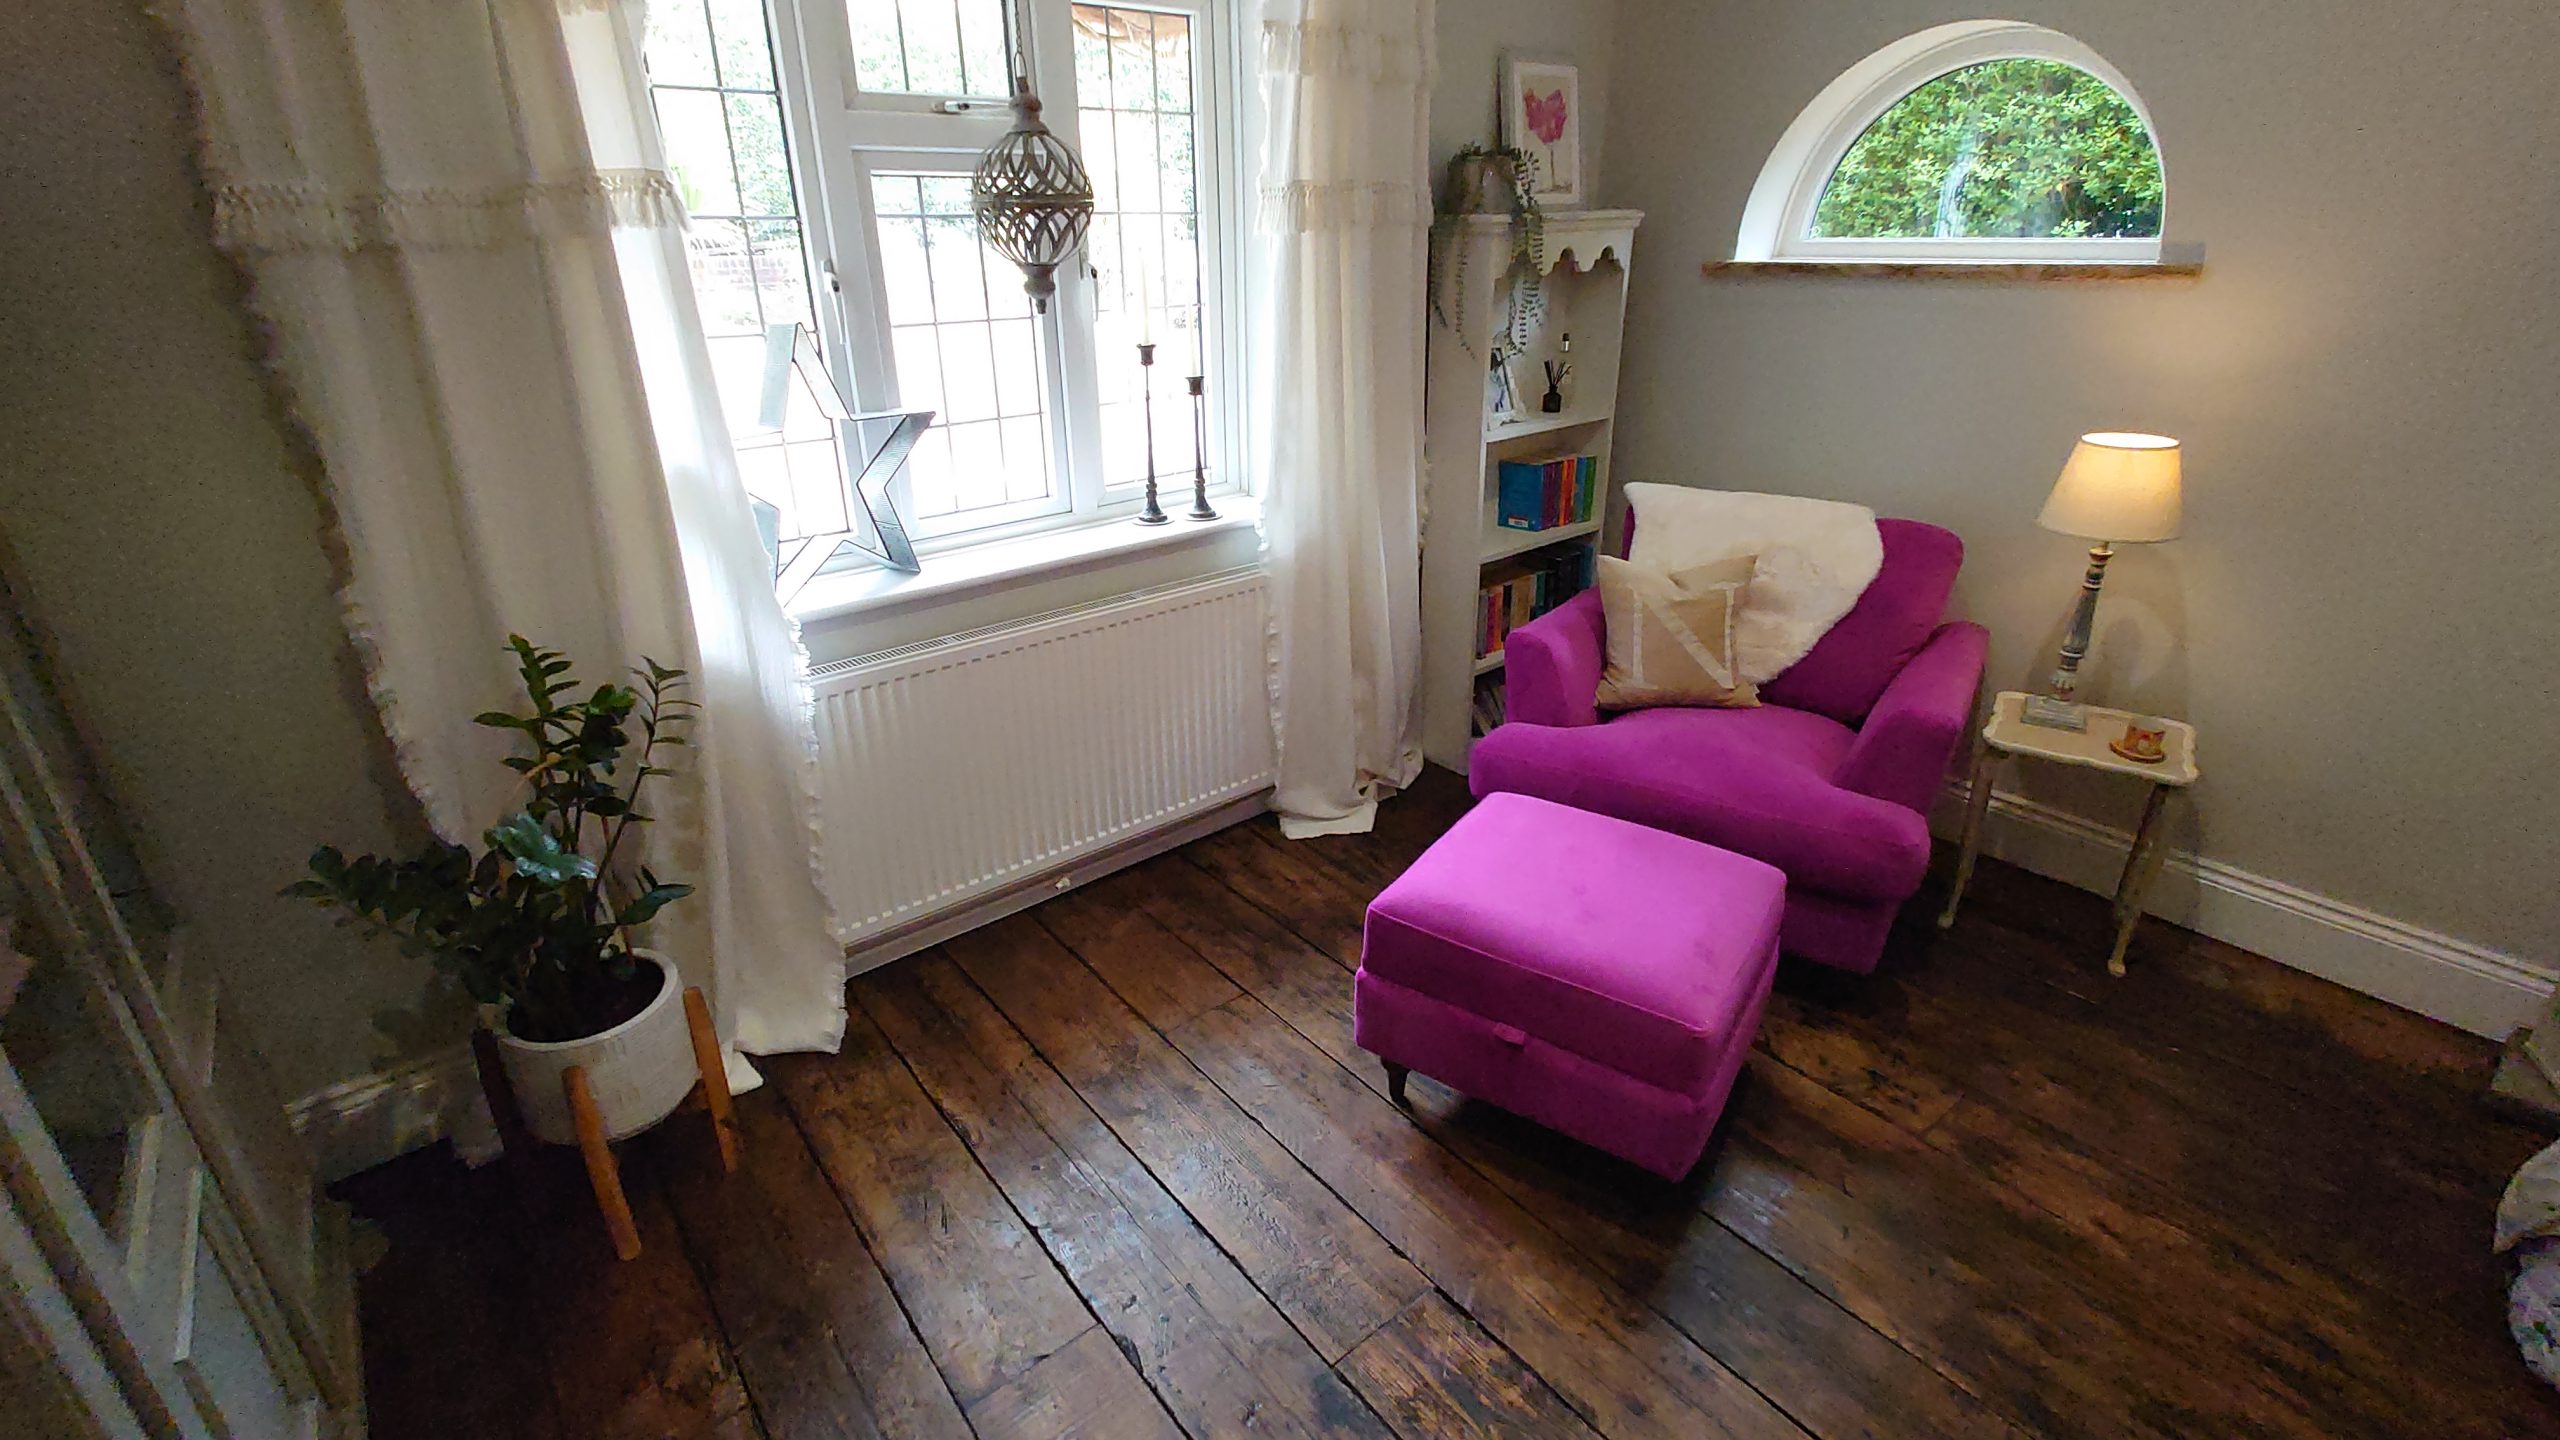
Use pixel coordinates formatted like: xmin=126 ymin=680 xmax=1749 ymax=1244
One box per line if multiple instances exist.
xmin=971 ymin=0 xmax=1094 ymax=313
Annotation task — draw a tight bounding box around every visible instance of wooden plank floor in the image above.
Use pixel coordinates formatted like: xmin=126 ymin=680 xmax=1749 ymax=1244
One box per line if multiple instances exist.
xmin=340 ymin=768 xmax=2560 ymax=1440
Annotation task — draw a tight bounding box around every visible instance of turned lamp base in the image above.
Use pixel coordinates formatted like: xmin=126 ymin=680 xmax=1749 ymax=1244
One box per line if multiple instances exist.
xmin=2023 ymin=541 xmax=2115 ymax=732
xmin=2019 ymin=694 xmax=2089 ymax=731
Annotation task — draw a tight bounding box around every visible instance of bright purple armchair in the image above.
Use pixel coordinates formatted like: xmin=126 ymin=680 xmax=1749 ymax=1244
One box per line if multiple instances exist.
xmin=1471 ymin=518 xmax=1987 ymax=973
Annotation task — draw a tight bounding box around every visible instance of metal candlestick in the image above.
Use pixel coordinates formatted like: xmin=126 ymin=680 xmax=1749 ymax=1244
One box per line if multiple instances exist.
xmin=1135 ymin=342 xmax=1170 ymax=525
xmin=1184 ymin=373 xmax=1217 ymax=520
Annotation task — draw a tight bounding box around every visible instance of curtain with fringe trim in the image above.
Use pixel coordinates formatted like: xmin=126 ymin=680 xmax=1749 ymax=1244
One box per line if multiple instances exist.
xmin=1252 ymin=0 xmax=1434 ymax=838
xmin=155 ymin=0 xmax=848 ymax=1092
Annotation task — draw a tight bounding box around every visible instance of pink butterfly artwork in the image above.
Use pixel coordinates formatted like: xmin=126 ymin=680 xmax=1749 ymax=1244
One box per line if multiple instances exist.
xmin=1523 ymin=88 xmax=1571 ymax=147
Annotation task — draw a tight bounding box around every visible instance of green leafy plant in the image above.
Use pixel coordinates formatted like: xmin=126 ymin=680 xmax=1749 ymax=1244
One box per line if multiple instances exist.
xmin=1429 ymin=142 xmax=1548 ymax=359
xmin=1813 ymin=59 xmax=2163 ymax=240
xmin=285 ymin=638 xmax=698 ymax=1043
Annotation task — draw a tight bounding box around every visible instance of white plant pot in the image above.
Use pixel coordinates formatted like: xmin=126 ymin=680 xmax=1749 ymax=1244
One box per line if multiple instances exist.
xmin=494 ymin=952 xmax=696 ymax=1147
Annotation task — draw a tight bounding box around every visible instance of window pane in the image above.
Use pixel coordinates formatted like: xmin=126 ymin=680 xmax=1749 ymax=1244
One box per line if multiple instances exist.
xmin=870 ymin=170 xmax=1056 ymax=522
xmin=955 ymin=0 xmax=1010 ymax=96
xmin=654 ymin=88 xmax=742 ymax=216
xmin=926 ymin=217 xmax=991 ymax=324
xmin=643 ymin=1 xmax=717 ymax=86
xmin=736 ymin=437 xmax=793 ymax=509
xmin=706 ymin=0 xmax=776 ymax=89
xmin=706 ymin=334 xmax=775 ymax=441
xmin=1075 ymin=4 xmax=1207 ymax=487
xmin=939 ymin=323 xmax=1000 ymax=422
xmin=1812 ymin=59 xmax=2163 ymax=240
xmin=687 ymin=220 xmax=763 ymax=335
xmin=848 ymin=0 xmax=909 ymax=91
xmin=947 ymin=420 xmax=1009 ymax=511
xmin=989 ymin=316 xmax=1042 ymax=414
xmin=894 ymin=0 xmax=965 ymax=93
xmin=1000 ymin=415 xmax=1049 ymax=503
xmin=873 ymin=221 xmax=937 ymax=329
xmin=748 ymin=218 xmax=815 ymax=334
xmin=890 ymin=325 xmax=947 ymax=414
xmin=646 ymin=0 xmax=842 ymax=554
xmin=918 ymin=175 xmax=974 ymax=215
xmin=726 ymin=91 xmax=795 ymax=215
xmin=784 ymin=439 xmax=851 ymax=535
xmin=847 ymin=0 xmax=1009 ymax=98
xmin=1109 ymin=9 xmax=1153 ymax=107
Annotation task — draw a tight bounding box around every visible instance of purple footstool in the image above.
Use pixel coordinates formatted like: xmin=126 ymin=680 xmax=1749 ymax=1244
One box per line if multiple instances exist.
xmin=1354 ymin=792 xmax=1784 ymax=1179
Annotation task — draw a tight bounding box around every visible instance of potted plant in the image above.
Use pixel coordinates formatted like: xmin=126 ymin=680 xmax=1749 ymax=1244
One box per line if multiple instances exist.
xmin=1429 ymin=142 xmax=1548 ymax=356
xmin=287 ymin=637 xmax=701 ymax=1147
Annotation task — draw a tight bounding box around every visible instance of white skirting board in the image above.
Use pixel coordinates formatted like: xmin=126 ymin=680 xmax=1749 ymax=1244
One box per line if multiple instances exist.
xmin=1934 ymin=783 xmax=2556 ymax=1039
xmin=287 ymin=1045 xmax=476 ymax=1184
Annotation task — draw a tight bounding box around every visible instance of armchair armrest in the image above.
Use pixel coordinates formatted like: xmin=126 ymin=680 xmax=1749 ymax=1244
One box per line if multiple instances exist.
xmin=1835 ymin=622 xmax=1990 ymax=816
xmin=1503 ymin=590 xmax=1605 ymax=729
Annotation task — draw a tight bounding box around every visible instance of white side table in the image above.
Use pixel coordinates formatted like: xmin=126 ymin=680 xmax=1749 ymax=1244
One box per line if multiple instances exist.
xmin=1939 ymin=691 xmax=2201 ymax=976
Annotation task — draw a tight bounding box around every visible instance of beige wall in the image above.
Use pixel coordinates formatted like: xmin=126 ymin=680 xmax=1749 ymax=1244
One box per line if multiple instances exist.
xmin=1431 ymin=0 xmax=1618 ymax=193
xmin=0 ymin=3 xmax=446 ymax=1103
xmin=1604 ymin=1 xmax=2559 ymax=960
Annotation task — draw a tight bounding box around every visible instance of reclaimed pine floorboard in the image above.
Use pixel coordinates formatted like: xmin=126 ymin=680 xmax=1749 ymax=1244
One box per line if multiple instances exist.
xmin=344 ymin=767 xmax=2560 ymax=1440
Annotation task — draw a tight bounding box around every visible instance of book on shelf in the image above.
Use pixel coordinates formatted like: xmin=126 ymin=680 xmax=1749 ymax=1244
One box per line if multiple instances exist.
xmin=1470 ymin=673 xmax=1507 ymax=737
xmin=1473 ymin=538 xmax=1598 ymax=660
xmin=1496 ymin=450 xmax=1601 ymax=532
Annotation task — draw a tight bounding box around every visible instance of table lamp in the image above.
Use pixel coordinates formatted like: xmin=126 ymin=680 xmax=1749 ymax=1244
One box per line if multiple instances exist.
xmin=2022 ymin=432 xmax=2183 ymax=730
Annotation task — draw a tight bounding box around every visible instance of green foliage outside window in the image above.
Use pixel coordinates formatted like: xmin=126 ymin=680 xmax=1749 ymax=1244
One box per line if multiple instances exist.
xmin=1812 ymin=60 xmax=2162 ymax=240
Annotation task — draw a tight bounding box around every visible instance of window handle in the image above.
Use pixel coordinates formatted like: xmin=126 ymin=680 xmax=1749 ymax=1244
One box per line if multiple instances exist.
xmin=823 ymin=259 xmax=842 ymax=294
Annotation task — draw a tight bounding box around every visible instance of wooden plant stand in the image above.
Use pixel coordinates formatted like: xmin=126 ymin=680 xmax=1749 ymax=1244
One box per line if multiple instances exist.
xmin=470 ymin=986 xmax=741 ymax=1262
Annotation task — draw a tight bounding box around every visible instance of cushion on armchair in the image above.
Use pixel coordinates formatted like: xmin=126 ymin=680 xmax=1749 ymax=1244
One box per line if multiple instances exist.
xmin=1592 ymin=554 xmax=1759 ymax=711
xmin=1760 ymin=518 xmax=1966 ymax=725
xmin=1621 ymin=484 xmax=1881 ymax=686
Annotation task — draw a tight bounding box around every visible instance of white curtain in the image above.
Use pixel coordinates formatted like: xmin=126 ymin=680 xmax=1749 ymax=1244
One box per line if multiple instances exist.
xmin=1252 ymin=0 xmax=1435 ymax=838
xmin=157 ymin=0 xmax=846 ymax=1079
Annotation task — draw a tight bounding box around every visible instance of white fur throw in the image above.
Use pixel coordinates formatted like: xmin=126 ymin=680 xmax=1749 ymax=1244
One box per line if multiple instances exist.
xmin=1623 ymin=484 xmax=1884 ymax=685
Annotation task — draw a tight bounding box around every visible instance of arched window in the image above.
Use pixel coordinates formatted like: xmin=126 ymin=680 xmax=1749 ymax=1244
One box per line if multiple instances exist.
xmin=1738 ymin=22 xmax=2167 ymax=263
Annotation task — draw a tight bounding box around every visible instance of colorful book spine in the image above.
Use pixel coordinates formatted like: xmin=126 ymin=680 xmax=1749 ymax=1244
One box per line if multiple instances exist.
xmin=1475 ymin=537 xmax=1601 ymax=659
xmin=1496 ymin=451 xmax=1603 ymax=532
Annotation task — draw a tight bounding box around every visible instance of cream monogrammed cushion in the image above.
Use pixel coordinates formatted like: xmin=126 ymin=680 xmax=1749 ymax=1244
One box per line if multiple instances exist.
xmin=1593 ymin=554 xmax=1761 ymax=711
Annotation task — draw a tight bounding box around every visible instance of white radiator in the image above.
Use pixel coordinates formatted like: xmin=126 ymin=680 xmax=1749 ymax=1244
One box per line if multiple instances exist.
xmin=811 ymin=567 xmax=1275 ymax=947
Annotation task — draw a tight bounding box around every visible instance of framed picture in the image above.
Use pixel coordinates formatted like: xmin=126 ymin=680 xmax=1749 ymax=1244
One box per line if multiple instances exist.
xmin=1500 ymin=56 xmax=1583 ymax=207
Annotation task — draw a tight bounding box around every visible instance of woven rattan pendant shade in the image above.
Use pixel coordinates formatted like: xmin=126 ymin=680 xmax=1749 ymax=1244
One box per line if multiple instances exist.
xmin=972 ymin=78 xmax=1094 ymax=312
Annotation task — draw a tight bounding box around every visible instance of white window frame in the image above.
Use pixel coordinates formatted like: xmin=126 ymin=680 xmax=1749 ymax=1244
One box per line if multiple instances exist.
xmin=1736 ymin=20 xmax=2167 ymax=265
xmin=762 ymin=0 xmax=1252 ymax=559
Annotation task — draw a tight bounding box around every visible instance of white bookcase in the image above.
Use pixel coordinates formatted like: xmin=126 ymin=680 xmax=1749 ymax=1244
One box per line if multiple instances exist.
xmin=1419 ymin=208 xmax=1642 ymax=771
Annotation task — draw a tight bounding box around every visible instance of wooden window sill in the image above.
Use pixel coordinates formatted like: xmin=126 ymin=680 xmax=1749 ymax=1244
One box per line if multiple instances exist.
xmin=1704 ymin=259 xmax=2202 ymax=282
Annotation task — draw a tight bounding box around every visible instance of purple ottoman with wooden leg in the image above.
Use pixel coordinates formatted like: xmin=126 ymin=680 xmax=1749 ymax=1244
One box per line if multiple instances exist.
xmin=1354 ymin=792 xmax=1785 ymax=1179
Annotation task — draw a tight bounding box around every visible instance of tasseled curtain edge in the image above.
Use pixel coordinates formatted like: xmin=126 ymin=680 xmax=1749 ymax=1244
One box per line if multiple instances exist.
xmin=207 ymin=169 xmax=686 ymax=255
xmin=1259 ymin=18 xmax=1432 ymax=85
xmin=1257 ymin=179 xmax=1430 ymax=235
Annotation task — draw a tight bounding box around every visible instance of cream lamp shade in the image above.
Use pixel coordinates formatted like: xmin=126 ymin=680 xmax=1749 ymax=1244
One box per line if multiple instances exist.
xmin=2038 ymin=432 xmax=2183 ymax=542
